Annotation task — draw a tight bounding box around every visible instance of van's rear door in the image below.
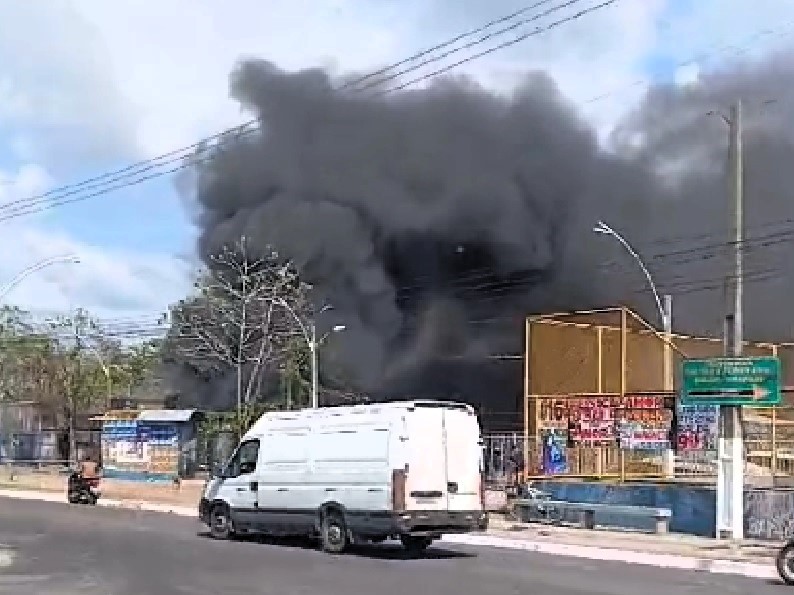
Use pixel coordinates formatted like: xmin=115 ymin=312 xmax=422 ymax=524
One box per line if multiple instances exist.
xmin=403 ymin=406 xmax=447 ymax=511
xmin=441 ymin=407 xmax=482 ymax=511
xmin=403 ymin=403 xmax=482 ymax=512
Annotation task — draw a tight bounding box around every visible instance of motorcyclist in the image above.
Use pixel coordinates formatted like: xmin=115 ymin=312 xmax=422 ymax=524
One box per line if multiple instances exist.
xmin=67 ymin=454 xmax=101 ymax=504
xmin=77 ymin=454 xmax=101 ymax=482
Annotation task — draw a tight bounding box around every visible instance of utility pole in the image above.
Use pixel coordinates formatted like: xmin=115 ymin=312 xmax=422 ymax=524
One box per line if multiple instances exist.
xmin=310 ymin=322 xmax=319 ymax=409
xmin=716 ymin=100 xmax=745 ymax=540
xmin=662 ymin=294 xmax=675 ymax=477
xmin=70 ymin=309 xmax=81 ymax=466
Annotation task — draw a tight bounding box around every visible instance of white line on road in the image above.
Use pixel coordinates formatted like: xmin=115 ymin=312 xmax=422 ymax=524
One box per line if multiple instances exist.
xmin=0 ymin=549 xmax=14 ymax=568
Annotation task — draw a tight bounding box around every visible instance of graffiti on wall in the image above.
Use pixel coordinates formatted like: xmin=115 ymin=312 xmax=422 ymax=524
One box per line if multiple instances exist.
xmin=744 ymin=489 xmax=794 ymax=540
xmin=535 ymin=394 xmax=673 ymax=451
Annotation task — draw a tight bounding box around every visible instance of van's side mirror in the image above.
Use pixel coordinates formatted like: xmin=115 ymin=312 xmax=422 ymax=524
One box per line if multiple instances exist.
xmin=212 ymin=464 xmax=225 ymax=478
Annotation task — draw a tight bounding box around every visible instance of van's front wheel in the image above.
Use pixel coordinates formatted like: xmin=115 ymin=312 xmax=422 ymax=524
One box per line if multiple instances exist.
xmin=209 ymin=504 xmax=234 ymax=540
xmin=321 ymin=511 xmax=349 ymax=554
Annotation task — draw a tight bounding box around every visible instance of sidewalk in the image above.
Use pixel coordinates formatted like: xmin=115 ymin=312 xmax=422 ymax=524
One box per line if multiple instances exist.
xmin=0 ymin=473 xmax=782 ymax=582
xmin=0 ymin=467 xmax=203 ymax=508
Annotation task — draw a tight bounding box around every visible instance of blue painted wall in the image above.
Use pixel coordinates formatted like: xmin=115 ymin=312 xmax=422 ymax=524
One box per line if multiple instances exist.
xmin=531 ymin=481 xmax=794 ymax=538
xmin=531 ymin=480 xmax=717 ymax=536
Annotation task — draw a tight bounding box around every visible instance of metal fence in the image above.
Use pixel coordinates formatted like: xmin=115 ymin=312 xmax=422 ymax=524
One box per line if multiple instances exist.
xmin=195 ymin=428 xmax=237 ymax=473
xmin=0 ymin=428 xmax=100 ymax=466
xmin=482 ymin=405 xmax=794 ymax=485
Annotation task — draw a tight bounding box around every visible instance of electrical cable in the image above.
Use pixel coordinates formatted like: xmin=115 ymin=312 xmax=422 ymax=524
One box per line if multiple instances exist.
xmin=0 ymin=0 xmax=605 ymax=219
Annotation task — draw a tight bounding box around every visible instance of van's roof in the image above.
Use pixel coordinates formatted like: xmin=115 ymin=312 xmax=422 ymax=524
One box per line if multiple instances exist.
xmin=243 ymin=399 xmax=476 ymax=437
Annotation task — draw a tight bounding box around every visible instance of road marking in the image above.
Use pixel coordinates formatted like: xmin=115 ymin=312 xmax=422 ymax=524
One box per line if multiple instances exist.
xmin=0 ymin=549 xmax=14 ymax=568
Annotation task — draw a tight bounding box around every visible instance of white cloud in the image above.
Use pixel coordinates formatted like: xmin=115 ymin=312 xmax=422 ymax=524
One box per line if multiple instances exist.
xmin=0 ymin=164 xmax=52 ymax=208
xmin=0 ymin=165 xmax=189 ymax=320
xmin=64 ymin=0 xmax=420 ymax=157
xmin=0 ymin=223 xmax=190 ymax=320
xmin=0 ymin=2 xmax=139 ymax=169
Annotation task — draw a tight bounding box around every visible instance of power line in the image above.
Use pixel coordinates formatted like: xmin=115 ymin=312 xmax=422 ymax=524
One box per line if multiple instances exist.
xmin=338 ymin=0 xmax=563 ymax=91
xmin=0 ymin=0 xmax=619 ymax=222
xmin=375 ymin=0 xmax=619 ymax=96
xmin=0 ymin=0 xmax=586 ymax=218
xmin=583 ymin=19 xmax=794 ymax=107
xmin=353 ymin=0 xmax=592 ymax=93
xmin=1 ymin=1 xmax=788 ymax=230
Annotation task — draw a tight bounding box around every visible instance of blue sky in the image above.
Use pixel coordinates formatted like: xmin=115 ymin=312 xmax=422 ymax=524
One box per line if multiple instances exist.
xmin=0 ymin=0 xmax=789 ymax=325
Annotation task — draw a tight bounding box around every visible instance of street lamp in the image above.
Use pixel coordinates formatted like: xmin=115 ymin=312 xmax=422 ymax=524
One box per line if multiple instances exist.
xmin=593 ymin=220 xmax=667 ymax=329
xmin=0 ymin=255 xmax=81 ymax=302
xmin=594 ymin=220 xmax=675 ymax=477
xmin=79 ymin=341 xmax=122 ymax=407
xmin=274 ymin=299 xmax=346 ymax=409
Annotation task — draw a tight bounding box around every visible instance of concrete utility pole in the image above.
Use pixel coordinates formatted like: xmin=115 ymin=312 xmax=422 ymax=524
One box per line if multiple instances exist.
xmin=662 ymin=294 xmax=674 ymax=477
xmin=716 ymin=100 xmax=745 ymax=540
xmin=70 ymin=310 xmax=81 ymax=466
xmin=310 ymin=321 xmax=319 ymax=409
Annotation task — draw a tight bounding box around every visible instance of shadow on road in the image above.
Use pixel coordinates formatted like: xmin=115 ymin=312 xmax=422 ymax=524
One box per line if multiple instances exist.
xmin=197 ymin=531 xmax=475 ymax=560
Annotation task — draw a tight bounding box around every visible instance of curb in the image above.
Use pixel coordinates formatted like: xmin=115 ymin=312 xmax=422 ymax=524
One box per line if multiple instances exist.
xmin=0 ymin=490 xmax=777 ymax=581
xmin=442 ymin=534 xmax=777 ymax=580
xmin=0 ymin=489 xmax=196 ymax=517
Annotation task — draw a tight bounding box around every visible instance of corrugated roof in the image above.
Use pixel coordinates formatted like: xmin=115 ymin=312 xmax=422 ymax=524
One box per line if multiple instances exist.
xmin=136 ymin=409 xmax=200 ymax=423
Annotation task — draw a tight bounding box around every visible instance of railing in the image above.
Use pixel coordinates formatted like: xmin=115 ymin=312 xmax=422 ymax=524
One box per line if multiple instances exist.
xmin=483 ymin=435 xmax=717 ymax=483
xmin=484 ymin=406 xmax=794 ymax=485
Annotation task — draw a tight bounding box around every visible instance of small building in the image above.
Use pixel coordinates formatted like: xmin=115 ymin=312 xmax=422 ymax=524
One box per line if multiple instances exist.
xmin=0 ymin=401 xmax=62 ymax=463
xmin=98 ymin=409 xmax=204 ymax=481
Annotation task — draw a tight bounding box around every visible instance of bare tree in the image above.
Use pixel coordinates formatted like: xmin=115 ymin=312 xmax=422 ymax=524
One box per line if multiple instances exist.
xmin=169 ymin=237 xmax=309 ymax=421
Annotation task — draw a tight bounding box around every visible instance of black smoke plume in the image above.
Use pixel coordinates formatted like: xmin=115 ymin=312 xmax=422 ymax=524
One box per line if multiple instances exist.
xmin=178 ymin=50 xmax=794 ymax=422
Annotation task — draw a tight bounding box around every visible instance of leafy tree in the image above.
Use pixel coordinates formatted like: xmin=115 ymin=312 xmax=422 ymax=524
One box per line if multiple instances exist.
xmin=0 ymin=306 xmax=164 ymax=461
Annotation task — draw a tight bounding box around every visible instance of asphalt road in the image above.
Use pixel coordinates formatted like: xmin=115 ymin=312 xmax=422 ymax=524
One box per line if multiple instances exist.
xmin=0 ymin=497 xmax=785 ymax=595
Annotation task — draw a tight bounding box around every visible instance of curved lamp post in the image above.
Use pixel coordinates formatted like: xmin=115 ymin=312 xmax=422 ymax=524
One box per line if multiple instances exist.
xmin=593 ymin=220 xmax=666 ymax=328
xmin=0 ymin=255 xmax=81 ymax=302
xmin=594 ymin=220 xmax=675 ymax=478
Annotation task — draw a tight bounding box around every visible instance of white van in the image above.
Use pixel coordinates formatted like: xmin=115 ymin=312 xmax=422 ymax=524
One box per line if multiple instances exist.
xmin=199 ymin=400 xmax=488 ymax=554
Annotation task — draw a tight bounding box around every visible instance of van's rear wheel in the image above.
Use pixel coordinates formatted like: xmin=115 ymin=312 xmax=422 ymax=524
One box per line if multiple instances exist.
xmin=321 ymin=511 xmax=349 ymax=554
xmin=400 ymin=535 xmax=432 ymax=557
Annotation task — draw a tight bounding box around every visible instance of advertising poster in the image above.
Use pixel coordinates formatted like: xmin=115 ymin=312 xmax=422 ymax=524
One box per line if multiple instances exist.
xmin=616 ymin=408 xmax=672 ymax=451
xmin=676 ymin=403 xmax=719 ymax=452
xmin=567 ymin=396 xmax=615 ymax=445
xmin=541 ymin=429 xmax=569 ymax=475
xmin=536 ymin=394 xmax=675 ymax=451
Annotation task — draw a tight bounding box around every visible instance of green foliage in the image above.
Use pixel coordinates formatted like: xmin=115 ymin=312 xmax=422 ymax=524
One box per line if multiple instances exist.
xmin=201 ymin=401 xmax=285 ymax=440
xmin=0 ymin=306 xmax=164 ymax=415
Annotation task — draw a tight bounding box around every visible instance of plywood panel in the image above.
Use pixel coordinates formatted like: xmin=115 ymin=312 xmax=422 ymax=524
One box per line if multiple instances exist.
xmin=527 ymin=309 xmax=793 ymax=400
xmin=528 ymin=323 xmax=600 ymax=394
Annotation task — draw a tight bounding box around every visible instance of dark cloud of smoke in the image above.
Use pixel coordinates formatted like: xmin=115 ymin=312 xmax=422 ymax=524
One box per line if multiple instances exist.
xmin=177 ymin=49 xmax=794 ymax=421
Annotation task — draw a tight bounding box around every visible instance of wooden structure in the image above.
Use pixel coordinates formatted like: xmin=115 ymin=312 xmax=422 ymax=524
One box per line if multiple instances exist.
xmin=521 ymin=306 xmax=794 ymax=481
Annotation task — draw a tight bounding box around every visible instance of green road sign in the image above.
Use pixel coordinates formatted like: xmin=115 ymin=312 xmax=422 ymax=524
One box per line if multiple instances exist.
xmin=681 ymin=356 xmax=781 ymax=406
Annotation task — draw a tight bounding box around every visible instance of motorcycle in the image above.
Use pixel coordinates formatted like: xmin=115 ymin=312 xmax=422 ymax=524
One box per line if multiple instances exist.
xmin=67 ymin=472 xmax=101 ymax=505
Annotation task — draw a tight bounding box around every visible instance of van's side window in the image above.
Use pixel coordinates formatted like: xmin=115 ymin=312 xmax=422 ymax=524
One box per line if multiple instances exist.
xmin=226 ymin=439 xmax=260 ymax=477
